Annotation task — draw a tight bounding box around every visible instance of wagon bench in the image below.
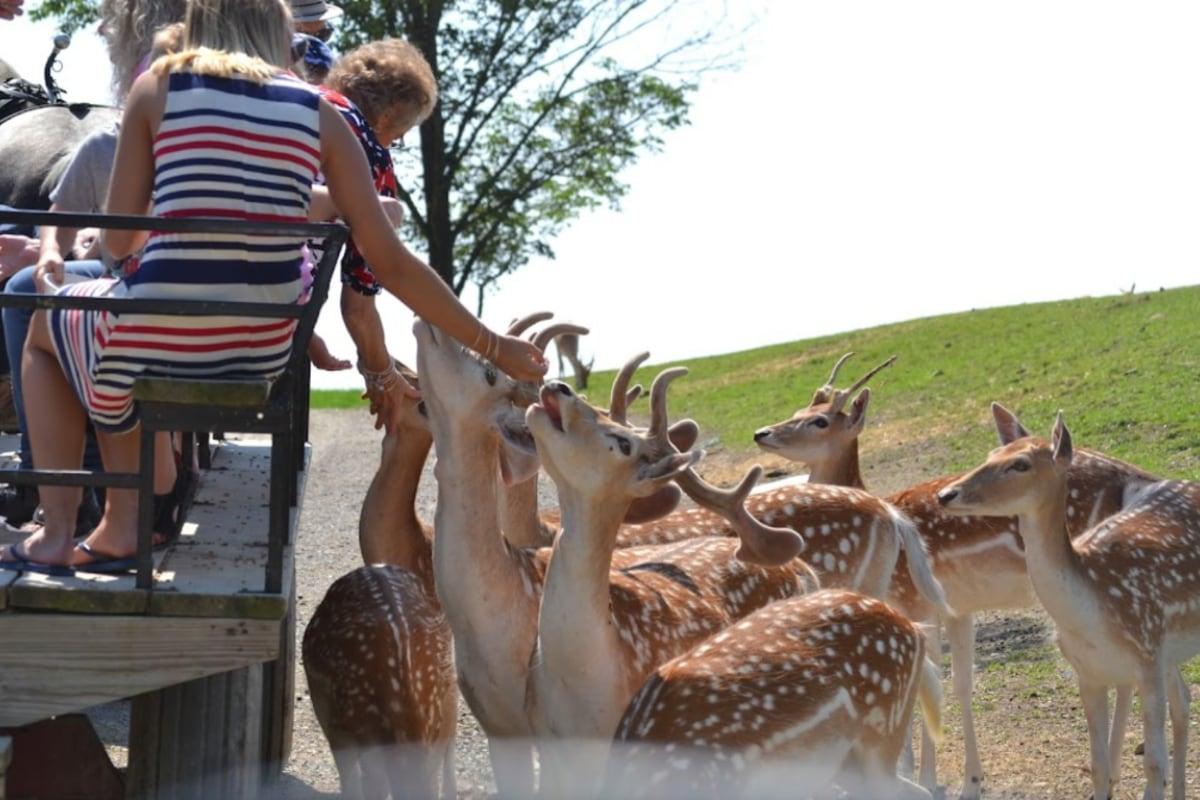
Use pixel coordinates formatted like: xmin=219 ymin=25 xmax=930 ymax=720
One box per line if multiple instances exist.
xmin=0 ymin=210 xmax=347 ymax=799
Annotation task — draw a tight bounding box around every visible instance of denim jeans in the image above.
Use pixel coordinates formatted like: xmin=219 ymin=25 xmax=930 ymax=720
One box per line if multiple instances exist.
xmin=2 ymin=262 xmax=105 ymax=468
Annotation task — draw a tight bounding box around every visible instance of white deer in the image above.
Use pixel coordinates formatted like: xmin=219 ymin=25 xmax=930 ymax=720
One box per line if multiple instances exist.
xmin=937 ymin=409 xmax=1198 ymax=800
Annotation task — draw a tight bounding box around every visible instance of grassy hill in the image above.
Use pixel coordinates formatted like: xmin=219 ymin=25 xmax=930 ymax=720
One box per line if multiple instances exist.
xmin=315 ymin=285 xmax=1200 ymax=485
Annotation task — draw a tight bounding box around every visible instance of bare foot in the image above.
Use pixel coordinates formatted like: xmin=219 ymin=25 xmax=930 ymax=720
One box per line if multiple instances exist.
xmin=1 ymin=528 xmax=75 ymax=567
xmin=73 ymin=513 xmax=137 ymax=565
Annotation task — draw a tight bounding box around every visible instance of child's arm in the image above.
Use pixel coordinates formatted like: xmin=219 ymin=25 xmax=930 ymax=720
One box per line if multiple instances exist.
xmin=318 ymin=100 xmax=547 ymax=383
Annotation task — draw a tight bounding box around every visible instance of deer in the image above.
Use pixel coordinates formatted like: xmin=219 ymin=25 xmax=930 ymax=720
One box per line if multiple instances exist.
xmin=752 ymin=353 xmax=1158 ymax=797
xmin=412 ymin=321 xmax=794 ymax=798
xmin=525 ymin=366 xmax=832 ymax=796
xmin=604 ymin=588 xmax=943 ymax=799
xmin=302 ymin=362 xmax=456 ymax=800
xmin=937 ymin=409 xmax=1199 ymax=800
xmin=554 ymin=330 xmax=593 ymax=389
xmin=301 ymin=315 xmax=594 ymax=799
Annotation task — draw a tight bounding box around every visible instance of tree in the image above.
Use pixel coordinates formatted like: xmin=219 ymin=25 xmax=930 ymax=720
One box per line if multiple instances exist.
xmin=30 ymin=0 xmax=98 ymax=33
xmin=33 ymin=0 xmax=733 ymax=306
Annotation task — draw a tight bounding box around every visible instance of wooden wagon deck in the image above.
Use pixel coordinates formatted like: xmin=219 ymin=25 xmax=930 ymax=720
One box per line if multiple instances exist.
xmin=0 ymin=434 xmax=304 ymax=798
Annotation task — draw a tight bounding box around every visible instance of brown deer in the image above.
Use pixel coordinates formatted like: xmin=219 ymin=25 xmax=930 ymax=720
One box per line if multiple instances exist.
xmin=605 ymin=588 xmax=942 ymax=799
xmin=525 ymin=367 xmax=826 ymax=796
xmin=302 ymin=363 xmax=456 ymax=800
xmin=752 ymin=354 xmax=1157 ymax=797
xmin=301 ymin=315 xmax=587 ymax=799
xmin=937 ymin=410 xmax=1198 ymax=800
xmin=413 ymin=321 xmax=799 ymax=797
xmin=555 ymin=330 xmax=593 ymax=389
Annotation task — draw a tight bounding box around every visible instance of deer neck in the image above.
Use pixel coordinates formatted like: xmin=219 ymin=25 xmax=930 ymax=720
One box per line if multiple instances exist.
xmin=1016 ymin=481 xmax=1089 ymax=623
xmin=431 ymin=427 xmax=531 ymax=624
xmin=500 ymin=476 xmax=555 ymax=548
xmin=358 ymin=431 xmax=432 ymax=570
xmin=537 ymin=487 xmax=627 ymax=680
xmin=808 ymin=441 xmax=866 ymax=489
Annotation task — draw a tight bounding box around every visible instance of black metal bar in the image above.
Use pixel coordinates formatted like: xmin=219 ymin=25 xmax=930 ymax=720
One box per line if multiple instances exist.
xmin=0 ymin=468 xmax=140 ymax=489
xmin=137 ymin=427 xmax=157 ymax=590
xmin=0 ymin=209 xmax=344 ymax=240
xmin=266 ymin=433 xmax=289 ymax=594
xmin=198 ymin=432 xmax=212 ymax=470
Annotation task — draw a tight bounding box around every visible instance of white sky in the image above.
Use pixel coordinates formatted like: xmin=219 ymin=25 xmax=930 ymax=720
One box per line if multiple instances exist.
xmin=4 ymin=1 xmax=1198 ymax=389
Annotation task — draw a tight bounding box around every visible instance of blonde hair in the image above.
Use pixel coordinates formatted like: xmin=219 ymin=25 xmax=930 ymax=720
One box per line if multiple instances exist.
xmin=99 ymin=0 xmax=188 ymax=96
xmin=326 ymin=39 xmax=438 ymax=128
xmin=155 ymin=0 xmax=293 ymax=81
xmin=151 ymin=22 xmax=186 ymax=60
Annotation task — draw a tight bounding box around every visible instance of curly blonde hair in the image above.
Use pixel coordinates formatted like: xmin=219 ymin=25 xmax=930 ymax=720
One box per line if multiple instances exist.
xmin=99 ymin=0 xmax=188 ymax=96
xmin=326 ymin=39 xmax=438 ymax=129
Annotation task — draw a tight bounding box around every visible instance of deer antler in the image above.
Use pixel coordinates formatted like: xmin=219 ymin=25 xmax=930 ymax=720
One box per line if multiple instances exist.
xmin=645 ymin=367 xmax=807 ymax=568
xmin=610 ymin=352 xmax=650 ymax=425
xmin=531 ymin=324 xmax=589 ymax=353
xmin=507 ymin=312 xmax=554 ymax=337
xmin=827 ymin=355 xmax=898 ymax=415
xmin=811 ymin=352 xmax=855 ymax=405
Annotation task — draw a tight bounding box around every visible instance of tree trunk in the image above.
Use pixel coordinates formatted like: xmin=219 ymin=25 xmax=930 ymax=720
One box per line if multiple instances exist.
xmin=407 ymin=1 xmax=457 ymax=291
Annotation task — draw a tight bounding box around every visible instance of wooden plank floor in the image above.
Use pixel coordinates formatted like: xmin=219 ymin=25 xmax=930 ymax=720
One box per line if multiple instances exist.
xmin=0 ymin=436 xmax=301 ymax=620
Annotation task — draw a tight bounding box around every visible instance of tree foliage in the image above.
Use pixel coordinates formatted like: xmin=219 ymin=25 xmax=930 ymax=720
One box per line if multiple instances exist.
xmin=33 ymin=0 xmax=732 ymax=304
xmin=30 ymin=0 xmax=99 ymax=33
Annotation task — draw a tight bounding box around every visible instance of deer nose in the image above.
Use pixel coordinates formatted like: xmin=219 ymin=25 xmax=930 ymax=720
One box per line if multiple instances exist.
xmin=937 ymin=488 xmax=959 ymax=507
xmin=547 ymin=380 xmax=574 ymax=397
xmin=753 ymin=429 xmax=771 ymax=442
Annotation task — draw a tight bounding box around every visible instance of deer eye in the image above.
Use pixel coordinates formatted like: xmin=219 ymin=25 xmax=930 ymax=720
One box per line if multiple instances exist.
xmin=809 ymin=417 xmax=829 ymax=429
xmin=607 ymin=435 xmax=632 ymax=456
xmin=1008 ymin=460 xmax=1031 ymax=473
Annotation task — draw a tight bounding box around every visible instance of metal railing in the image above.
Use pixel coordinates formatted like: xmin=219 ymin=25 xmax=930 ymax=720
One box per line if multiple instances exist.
xmin=0 ymin=209 xmax=348 ymax=591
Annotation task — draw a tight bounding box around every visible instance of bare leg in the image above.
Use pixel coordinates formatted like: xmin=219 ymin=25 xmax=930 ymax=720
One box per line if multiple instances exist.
xmin=945 ymin=613 xmax=981 ymax=799
xmin=1139 ymin=663 xmax=1168 ymax=800
xmin=1110 ymin=684 xmax=1133 ymax=789
xmin=71 ymin=425 xmax=142 ymax=561
xmin=1079 ymin=679 xmax=1112 ymax=800
xmin=12 ymin=309 xmax=86 ymax=565
xmin=1167 ymin=667 xmax=1189 ymax=800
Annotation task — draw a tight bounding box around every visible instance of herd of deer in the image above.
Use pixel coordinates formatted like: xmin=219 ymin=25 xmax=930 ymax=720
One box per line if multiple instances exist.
xmin=301 ymin=314 xmax=1199 ymax=800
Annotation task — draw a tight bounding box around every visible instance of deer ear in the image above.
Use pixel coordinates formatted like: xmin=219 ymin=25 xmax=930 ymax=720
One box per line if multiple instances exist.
xmin=634 ymin=450 xmax=702 ymax=494
xmin=667 ymin=419 xmax=700 ymax=453
xmin=623 ymin=484 xmax=683 ymax=524
xmin=992 ymin=402 xmax=1031 ymax=445
xmin=846 ymin=388 xmax=870 ymax=434
xmin=1051 ymin=411 xmax=1074 ymax=466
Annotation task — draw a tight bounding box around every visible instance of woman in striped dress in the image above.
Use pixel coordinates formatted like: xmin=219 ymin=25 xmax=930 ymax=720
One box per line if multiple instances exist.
xmin=0 ymin=0 xmax=547 ymax=574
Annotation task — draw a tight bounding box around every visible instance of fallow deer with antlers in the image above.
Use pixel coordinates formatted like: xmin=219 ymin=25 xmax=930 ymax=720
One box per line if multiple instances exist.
xmin=555 ymin=330 xmax=594 ymax=389
xmin=753 ymin=354 xmax=1159 ymax=797
xmin=937 ymin=410 xmax=1198 ymax=800
xmin=302 ymin=315 xmax=592 ymax=799
xmin=413 ymin=322 xmax=796 ymax=797
xmin=525 ymin=367 xmax=831 ymax=796
xmin=605 ymin=588 xmax=943 ymax=799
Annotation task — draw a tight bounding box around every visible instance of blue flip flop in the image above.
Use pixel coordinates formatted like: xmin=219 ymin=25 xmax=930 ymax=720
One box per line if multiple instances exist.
xmin=0 ymin=542 xmax=76 ymax=577
xmin=73 ymin=542 xmax=137 ymax=575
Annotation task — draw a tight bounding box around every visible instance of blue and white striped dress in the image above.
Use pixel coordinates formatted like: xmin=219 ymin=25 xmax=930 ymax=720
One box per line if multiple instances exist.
xmin=51 ymin=68 xmax=322 ymax=432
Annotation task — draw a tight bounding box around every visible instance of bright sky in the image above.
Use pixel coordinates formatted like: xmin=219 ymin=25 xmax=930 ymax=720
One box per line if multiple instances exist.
xmin=4 ymin=2 xmax=1198 ymax=389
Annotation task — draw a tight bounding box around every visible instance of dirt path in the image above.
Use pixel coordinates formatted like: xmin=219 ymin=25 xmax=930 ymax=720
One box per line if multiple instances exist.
xmin=277 ymin=409 xmax=1198 ymax=799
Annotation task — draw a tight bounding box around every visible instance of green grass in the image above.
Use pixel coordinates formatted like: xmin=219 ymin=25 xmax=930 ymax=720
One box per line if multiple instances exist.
xmin=580 ymin=285 xmax=1200 ymax=479
xmin=310 ymin=389 xmax=367 ymax=409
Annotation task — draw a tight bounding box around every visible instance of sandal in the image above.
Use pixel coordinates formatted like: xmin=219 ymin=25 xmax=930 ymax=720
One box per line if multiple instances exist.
xmin=0 ymin=541 xmax=76 ymax=577
xmin=73 ymin=542 xmax=137 ymax=575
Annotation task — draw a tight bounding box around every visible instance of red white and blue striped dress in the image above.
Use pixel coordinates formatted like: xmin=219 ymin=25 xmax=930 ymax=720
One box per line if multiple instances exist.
xmin=50 ymin=69 xmax=322 ymax=432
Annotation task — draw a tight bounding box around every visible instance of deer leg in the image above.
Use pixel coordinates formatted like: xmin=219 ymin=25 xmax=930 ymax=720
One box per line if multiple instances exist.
xmin=1167 ymin=667 xmax=1189 ymax=800
xmin=440 ymin=735 xmax=457 ymax=800
xmin=384 ymin=743 xmax=439 ymax=800
xmin=487 ymin=736 xmax=535 ymax=799
xmin=1138 ymin=662 xmax=1168 ymax=800
xmin=1109 ymin=684 xmax=1133 ymax=788
xmin=331 ymin=747 xmax=364 ymax=800
xmin=359 ymin=745 xmax=391 ymax=800
xmin=944 ymin=613 xmax=981 ymax=800
xmin=1079 ymin=679 xmax=1112 ymax=800
xmin=914 ymin=618 xmax=941 ymax=791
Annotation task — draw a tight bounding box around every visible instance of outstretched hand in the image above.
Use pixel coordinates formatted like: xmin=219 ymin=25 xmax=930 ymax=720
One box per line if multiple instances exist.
xmin=365 ymin=368 xmax=421 ymax=432
xmin=307 ymin=334 xmax=352 ymax=372
xmin=493 ymin=334 xmax=548 ymax=383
